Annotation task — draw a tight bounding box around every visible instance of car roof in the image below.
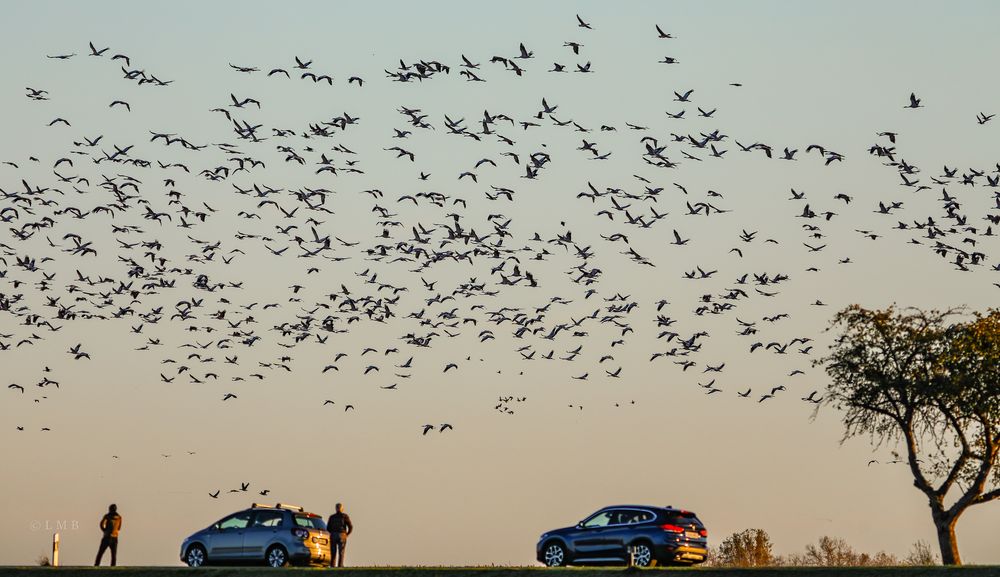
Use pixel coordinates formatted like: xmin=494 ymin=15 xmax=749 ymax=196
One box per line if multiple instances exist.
xmin=247 ymin=507 xmax=321 ymax=515
xmin=600 ymin=504 xmax=698 ymax=515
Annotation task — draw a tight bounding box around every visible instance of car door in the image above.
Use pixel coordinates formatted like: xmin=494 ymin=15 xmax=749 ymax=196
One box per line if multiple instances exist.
xmin=242 ymin=510 xmax=285 ymax=560
xmin=208 ymin=511 xmax=251 ymax=560
xmin=596 ymin=509 xmax=638 ymax=559
xmin=572 ymin=510 xmax=617 ymax=558
xmin=606 ymin=509 xmax=650 ymax=559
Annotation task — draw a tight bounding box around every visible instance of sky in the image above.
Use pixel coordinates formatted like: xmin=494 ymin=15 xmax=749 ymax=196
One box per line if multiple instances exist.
xmin=1 ymin=0 xmax=998 ymax=567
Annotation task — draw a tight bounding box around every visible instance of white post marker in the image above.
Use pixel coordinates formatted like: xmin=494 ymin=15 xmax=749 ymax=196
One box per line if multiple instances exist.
xmin=52 ymin=532 xmax=59 ymax=567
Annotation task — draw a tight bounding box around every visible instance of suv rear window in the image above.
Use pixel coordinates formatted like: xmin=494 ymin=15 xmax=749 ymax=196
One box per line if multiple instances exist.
xmin=294 ymin=514 xmax=326 ymax=529
xmin=662 ymin=511 xmax=701 ymax=527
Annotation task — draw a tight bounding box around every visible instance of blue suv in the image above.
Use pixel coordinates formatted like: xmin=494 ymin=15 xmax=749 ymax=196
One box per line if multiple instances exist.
xmin=536 ymin=505 xmax=708 ymax=567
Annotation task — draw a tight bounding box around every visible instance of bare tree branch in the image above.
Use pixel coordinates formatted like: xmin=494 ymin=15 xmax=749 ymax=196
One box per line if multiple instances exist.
xmin=936 ymin=402 xmax=972 ymax=498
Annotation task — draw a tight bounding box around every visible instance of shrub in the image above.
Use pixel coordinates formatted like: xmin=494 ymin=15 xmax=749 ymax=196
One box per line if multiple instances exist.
xmin=714 ymin=528 xmax=775 ymax=567
xmin=792 ymin=535 xmax=898 ymax=566
xmin=904 ymin=540 xmax=938 ymax=566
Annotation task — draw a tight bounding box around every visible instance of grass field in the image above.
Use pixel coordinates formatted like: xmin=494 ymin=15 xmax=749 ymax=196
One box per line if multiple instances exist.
xmin=2 ymin=567 xmax=999 ymax=577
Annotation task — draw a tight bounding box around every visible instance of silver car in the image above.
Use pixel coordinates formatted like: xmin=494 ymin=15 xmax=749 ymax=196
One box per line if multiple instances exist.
xmin=180 ymin=503 xmax=331 ymax=567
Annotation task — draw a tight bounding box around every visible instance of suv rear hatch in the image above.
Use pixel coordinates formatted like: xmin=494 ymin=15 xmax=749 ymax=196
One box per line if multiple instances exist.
xmin=660 ymin=510 xmax=707 ymax=542
xmin=293 ymin=513 xmax=331 ymax=548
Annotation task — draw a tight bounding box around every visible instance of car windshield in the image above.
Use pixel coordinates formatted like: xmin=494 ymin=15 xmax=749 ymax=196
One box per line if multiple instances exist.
xmin=294 ymin=514 xmax=326 ymax=529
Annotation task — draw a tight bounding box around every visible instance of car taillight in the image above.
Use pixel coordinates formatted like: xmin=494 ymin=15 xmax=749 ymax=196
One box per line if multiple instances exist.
xmin=291 ymin=528 xmax=309 ymax=540
xmin=699 ymin=529 xmax=708 ymax=538
xmin=660 ymin=524 xmax=684 ymax=533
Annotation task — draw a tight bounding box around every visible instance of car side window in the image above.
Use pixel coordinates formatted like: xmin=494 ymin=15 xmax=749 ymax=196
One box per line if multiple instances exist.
xmin=608 ymin=510 xmax=633 ymax=525
xmin=628 ymin=511 xmax=653 ymax=524
xmin=218 ymin=511 xmax=251 ymax=530
xmin=252 ymin=511 xmax=284 ymax=528
xmin=582 ymin=511 xmax=612 ymax=528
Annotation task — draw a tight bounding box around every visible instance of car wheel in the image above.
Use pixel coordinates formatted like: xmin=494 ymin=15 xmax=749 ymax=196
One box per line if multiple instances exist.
xmin=542 ymin=542 xmax=567 ymax=567
xmin=185 ymin=544 xmax=207 ymax=567
xmin=266 ymin=545 xmax=289 ymax=567
xmin=630 ymin=542 xmax=655 ymax=567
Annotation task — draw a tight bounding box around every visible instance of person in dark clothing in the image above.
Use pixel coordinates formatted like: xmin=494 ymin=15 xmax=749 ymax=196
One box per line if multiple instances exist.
xmin=326 ymin=503 xmax=353 ymax=567
xmin=94 ymin=504 xmax=122 ymax=566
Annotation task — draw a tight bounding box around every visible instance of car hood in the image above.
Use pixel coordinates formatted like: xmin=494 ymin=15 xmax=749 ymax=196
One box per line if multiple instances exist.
xmin=184 ymin=526 xmax=212 ymax=541
xmin=541 ymin=525 xmax=579 ymax=537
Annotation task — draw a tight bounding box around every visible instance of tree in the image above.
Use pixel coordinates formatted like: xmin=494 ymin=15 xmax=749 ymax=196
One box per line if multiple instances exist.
xmin=714 ymin=528 xmax=775 ymax=567
xmin=818 ymin=305 xmax=1000 ymax=565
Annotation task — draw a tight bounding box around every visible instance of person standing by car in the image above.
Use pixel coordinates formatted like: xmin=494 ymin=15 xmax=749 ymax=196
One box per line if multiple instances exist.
xmin=94 ymin=503 xmax=122 ymax=566
xmin=326 ymin=503 xmax=353 ymax=567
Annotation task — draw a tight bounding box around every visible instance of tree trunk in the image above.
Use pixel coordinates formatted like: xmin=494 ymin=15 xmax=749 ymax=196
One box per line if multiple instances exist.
xmin=934 ymin=514 xmax=961 ymax=565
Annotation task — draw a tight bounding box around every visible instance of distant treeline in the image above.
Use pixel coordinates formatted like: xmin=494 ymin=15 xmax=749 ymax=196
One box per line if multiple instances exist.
xmin=705 ymin=529 xmax=937 ymax=567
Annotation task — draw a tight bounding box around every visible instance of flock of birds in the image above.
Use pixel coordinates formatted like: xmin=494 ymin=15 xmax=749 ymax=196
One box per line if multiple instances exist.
xmin=3 ymin=13 xmax=998 ymax=495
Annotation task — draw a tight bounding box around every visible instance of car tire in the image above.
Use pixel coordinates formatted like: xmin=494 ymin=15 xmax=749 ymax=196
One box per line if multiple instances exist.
xmin=184 ymin=544 xmax=207 ymax=567
xmin=266 ymin=544 xmax=289 ymax=567
xmin=542 ymin=541 xmax=568 ymax=567
xmin=630 ymin=542 xmax=656 ymax=567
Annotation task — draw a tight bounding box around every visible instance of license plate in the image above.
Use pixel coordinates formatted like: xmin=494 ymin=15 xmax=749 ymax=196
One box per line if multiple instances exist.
xmin=685 ymin=531 xmax=700 ymax=539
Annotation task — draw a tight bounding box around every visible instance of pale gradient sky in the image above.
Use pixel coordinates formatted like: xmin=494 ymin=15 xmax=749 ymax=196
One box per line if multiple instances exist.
xmin=1 ymin=0 xmax=998 ymax=567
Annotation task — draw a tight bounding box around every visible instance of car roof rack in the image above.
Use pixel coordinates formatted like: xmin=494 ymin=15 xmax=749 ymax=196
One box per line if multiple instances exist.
xmin=251 ymin=502 xmax=305 ymax=512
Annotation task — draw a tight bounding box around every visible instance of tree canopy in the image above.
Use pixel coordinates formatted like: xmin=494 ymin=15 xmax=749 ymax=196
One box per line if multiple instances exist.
xmin=818 ymin=305 xmax=999 ymax=565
